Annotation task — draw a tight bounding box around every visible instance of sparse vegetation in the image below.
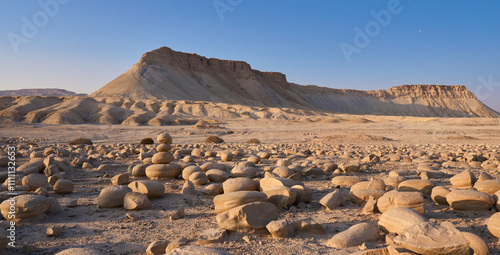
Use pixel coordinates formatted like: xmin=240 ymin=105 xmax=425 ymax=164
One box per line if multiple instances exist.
xmin=246 ymin=138 xmax=261 ymax=144
xmin=140 ymin=138 xmax=155 ymax=144
xmin=69 ymin=137 xmax=93 ymax=145
xmin=204 ymin=135 xmax=224 ymax=144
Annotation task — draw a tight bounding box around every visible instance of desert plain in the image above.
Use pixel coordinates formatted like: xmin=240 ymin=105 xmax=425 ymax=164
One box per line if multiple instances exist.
xmin=0 ymin=111 xmax=499 ymax=254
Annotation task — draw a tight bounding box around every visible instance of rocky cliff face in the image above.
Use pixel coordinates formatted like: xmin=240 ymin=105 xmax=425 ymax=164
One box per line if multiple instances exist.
xmin=90 ymin=47 xmax=499 ymax=118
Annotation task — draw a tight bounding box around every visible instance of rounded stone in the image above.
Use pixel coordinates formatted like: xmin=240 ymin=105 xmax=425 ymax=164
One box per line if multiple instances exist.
xmin=377 ymin=190 xmax=425 ymax=215
xmin=189 ymin=171 xmax=208 ymax=186
xmin=349 ymin=189 xmax=386 ymax=204
xmin=331 ymin=176 xmax=363 ymax=188
xmin=327 ymin=223 xmax=380 ymax=248
xmin=213 ymin=191 xmax=268 ymax=214
xmin=291 ymin=185 xmax=312 ymax=203
xmin=151 ymin=152 xmax=175 ymax=164
xmin=156 ymin=143 xmax=172 ymax=152
xmin=206 ymin=169 xmax=230 ymax=182
xmin=230 ymin=166 xmax=258 ymax=179
xmin=220 ymin=152 xmax=233 ymax=162
xmin=21 ymin=174 xmax=48 ymax=191
xmin=222 ymin=177 xmax=259 ymax=193
xmin=378 ymin=207 xmax=428 ymax=234
xmin=263 ymin=186 xmax=297 ymax=209
xmin=200 ymin=162 xmax=227 ymax=172
xmin=350 ymin=178 xmax=385 ymax=191
xmin=259 ymin=177 xmax=296 ymax=191
xmin=128 ymin=180 xmax=165 ymax=198
xmin=182 ymin=166 xmax=203 ymax=180
xmin=145 ymin=164 xmax=182 ymax=180
xmin=319 ymin=189 xmax=343 ymax=210
xmin=450 ymin=171 xmax=476 ymax=189
xmin=157 ymin=133 xmax=173 ymax=144
xmin=123 ymin=192 xmax=151 ymax=210
xmin=98 ymin=185 xmax=132 ymax=208
xmin=384 ymin=176 xmax=405 ymax=188
xmin=53 ymin=179 xmax=75 ymax=194
xmin=394 ymin=221 xmax=470 ymax=255
xmin=446 ymin=190 xmax=494 ymax=211
xmin=216 ymin=202 xmax=279 ymax=230
xmin=398 ymin=179 xmax=435 ymax=196
xmin=131 ymin=164 xmax=149 ymax=177
xmin=0 ymin=195 xmax=49 ymax=222
xmin=474 ymin=179 xmax=500 ymax=195
xmin=202 ymin=183 xmax=224 ymax=196
xmin=431 ymin=186 xmax=450 ymax=205
xmin=487 ymin=212 xmax=500 ymax=238
xmin=111 ymin=174 xmax=129 ymax=185
xmin=462 ymin=231 xmax=489 ymax=255
xmin=272 ymin=166 xmax=295 ymax=178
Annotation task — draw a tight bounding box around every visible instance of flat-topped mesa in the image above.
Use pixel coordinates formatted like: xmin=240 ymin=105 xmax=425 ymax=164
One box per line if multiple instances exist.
xmin=384 ymin=85 xmax=477 ymax=99
xmin=137 ymin=46 xmax=288 ymax=83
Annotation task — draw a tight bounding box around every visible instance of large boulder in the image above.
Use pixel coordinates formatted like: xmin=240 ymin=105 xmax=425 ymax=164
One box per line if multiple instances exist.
xmin=222 ymin=178 xmax=259 ymax=193
xmin=146 ymin=164 xmax=182 ymax=180
xmin=331 ymin=176 xmax=363 ymax=188
xmin=378 ymin=207 xmax=428 ymax=234
xmin=446 ymin=190 xmax=495 ymax=211
xmin=0 ymin=194 xmax=49 ymax=222
xmin=128 ymin=180 xmax=165 ymax=198
xmin=259 ymin=177 xmax=296 ymax=191
xmin=394 ymin=221 xmax=470 ymax=255
xmin=450 ymin=171 xmax=476 ymax=189
xmin=377 ymin=190 xmax=425 ymax=214
xmin=263 ymin=186 xmax=297 ymax=209
xmin=182 ymin=166 xmax=203 ymax=180
xmin=398 ymin=179 xmax=435 ymax=196
xmin=474 ymin=179 xmax=500 ymax=195
xmin=462 ymin=232 xmax=490 ymax=255
xmin=216 ymin=202 xmax=279 ymax=231
xmin=213 ymin=191 xmax=268 ymax=214
xmin=487 ymin=212 xmax=500 ymax=238
xmin=327 ymin=223 xmax=380 ymax=248
xmin=431 ymin=186 xmax=450 ymax=205
xmin=319 ymin=189 xmax=343 ymax=210
xmin=123 ymin=192 xmax=151 ymax=210
xmin=21 ymin=174 xmax=48 ymax=191
xmin=230 ymin=166 xmax=258 ymax=178
xmin=53 ymin=179 xmax=75 ymax=194
xmin=98 ymin=185 xmax=132 ymax=208
xmin=206 ymin=169 xmax=230 ymax=182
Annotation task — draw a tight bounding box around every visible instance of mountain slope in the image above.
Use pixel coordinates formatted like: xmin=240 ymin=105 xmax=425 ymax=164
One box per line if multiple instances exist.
xmin=91 ymin=47 xmax=499 ymax=118
xmin=0 ymin=89 xmax=87 ymax=97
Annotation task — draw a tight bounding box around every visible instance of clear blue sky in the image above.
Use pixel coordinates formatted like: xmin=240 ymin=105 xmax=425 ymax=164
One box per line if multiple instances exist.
xmin=1 ymin=0 xmax=500 ymax=111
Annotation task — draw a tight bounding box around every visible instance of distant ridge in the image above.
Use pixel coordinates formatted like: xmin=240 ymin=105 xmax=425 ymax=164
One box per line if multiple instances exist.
xmin=0 ymin=89 xmax=87 ymax=97
xmin=86 ymin=46 xmax=497 ymax=118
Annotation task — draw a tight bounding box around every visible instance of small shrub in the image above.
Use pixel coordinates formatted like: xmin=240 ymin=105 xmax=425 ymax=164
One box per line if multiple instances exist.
xmin=140 ymin=138 xmax=155 ymax=145
xmin=246 ymin=138 xmax=261 ymax=144
xmin=69 ymin=137 xmax=93 ymax=145
xmin=205 ymin=135 xmax=224 ymax=144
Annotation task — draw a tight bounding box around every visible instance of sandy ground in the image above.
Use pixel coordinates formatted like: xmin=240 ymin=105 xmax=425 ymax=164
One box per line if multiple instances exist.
xmin=0 ymin=115 xmax=499 ymax=254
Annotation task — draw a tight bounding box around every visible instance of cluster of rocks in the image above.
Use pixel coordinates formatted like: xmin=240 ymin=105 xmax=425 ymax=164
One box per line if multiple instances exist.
xmin=1 ymin=134 xmax=500 ymax=254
